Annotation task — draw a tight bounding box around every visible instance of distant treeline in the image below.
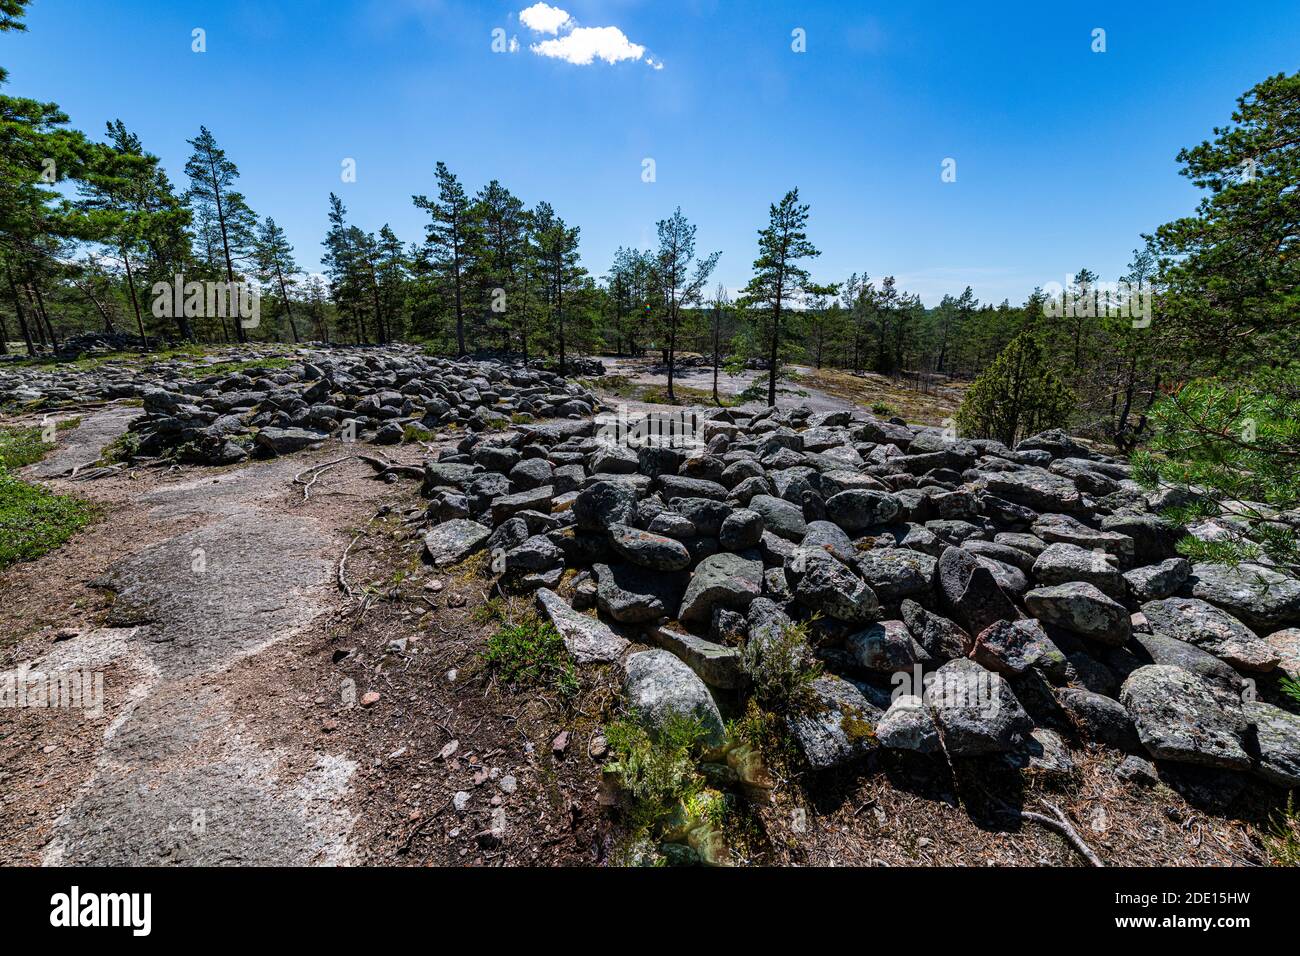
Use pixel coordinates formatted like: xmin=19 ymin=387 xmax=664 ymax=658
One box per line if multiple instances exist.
xmin=2 ymin=0 xmax=1295 ymax=449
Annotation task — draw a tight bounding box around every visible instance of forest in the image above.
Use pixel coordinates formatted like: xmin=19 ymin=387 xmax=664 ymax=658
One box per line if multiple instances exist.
xmin=1 ymin=0 xmax=1296 ymax=465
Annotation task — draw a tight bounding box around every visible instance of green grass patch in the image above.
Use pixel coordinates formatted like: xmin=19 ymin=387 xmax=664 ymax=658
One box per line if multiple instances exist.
xmin=1264 ymin=794 xmax=1300 ymax=867
xmin=482 ymin=613 xmax=579 ymax=697
xmin=0 ymin=465 xmax=96 ymax=571
xmin=0 ymin=418 xmax=80 ymax=469
xmin=402 ymin=423 xmax=434 ymax=443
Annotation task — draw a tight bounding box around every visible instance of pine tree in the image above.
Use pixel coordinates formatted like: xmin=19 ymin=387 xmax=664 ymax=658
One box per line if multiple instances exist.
xmin=253 ymin=217 xmax=300 ymax=342
xmin=956 ymin=332 xmax=1073 ymax=447
xmin=183 ymin=126 xmax=257 ymax=342
xmin=737 ymin=189 xmax=829 ymax=406
xmin=652 ymin=207 xmax=720 ymax=401
xmin=414 ymin=161 xmax=475 ymax=356
xmin=1133 ymin=367 xmax=1300 ymax=573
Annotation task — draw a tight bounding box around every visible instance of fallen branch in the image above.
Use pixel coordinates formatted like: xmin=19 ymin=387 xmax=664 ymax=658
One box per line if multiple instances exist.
xmin=337 ymin=506 xmax=391 ymax=599
xmin=1020 ymin=801 xmax=1105 ymax=867
xmin=293 ymin=453 xmax=417 ymax=499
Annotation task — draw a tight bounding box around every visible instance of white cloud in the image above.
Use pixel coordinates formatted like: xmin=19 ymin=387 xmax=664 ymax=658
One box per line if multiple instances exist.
xmin=531 ymin=25 xmax=645 ymax=65
xmin=508 ymin=35 xmax=519 ymax=53
xmin=519 ymin=2 xmax=573 ymax=35
xmin=516 ymin=4 xmax=659 ymax=68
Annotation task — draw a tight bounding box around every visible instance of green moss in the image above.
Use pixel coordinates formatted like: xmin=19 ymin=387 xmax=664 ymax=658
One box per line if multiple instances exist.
xmin=839 ymin=703 xmax=877 ymax=744
xmin=0 ymin=466 xmax=96 ymax=570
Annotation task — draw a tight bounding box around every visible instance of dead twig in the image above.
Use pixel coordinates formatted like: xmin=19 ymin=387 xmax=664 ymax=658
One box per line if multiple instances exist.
xmin=1020 ymin=801 xmax=1105 ymax=867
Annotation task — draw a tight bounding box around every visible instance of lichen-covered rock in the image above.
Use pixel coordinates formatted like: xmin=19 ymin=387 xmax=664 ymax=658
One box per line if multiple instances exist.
xmin=607 ymin=523 xmax=691 ymax=572
xmin=848 ymin=620 xmax=927 ymax=671
xmin=786 ymin=675 xmax=881 ymax=770
xmin=1025 ymin=582 xmax=1131 ymax=645
xmin=536 ymin=587 xmax=629 ymax=664
xmin=791 ymin=551 xmax=880 ymax=623
xmin=1119 ymin=665 xmax=1251 ymax=770
xmin=623 ymin=649 xmax=725 ymax=748
xmin=875 ymin=695 xmax=941 ymax=753
xmin=678 ymin=552 xmax=763 ymax=623
xmin=1141 ymin=597 xmax=1279 ymax=672
xmin=1187 ymin=562 xmax=1300 ymax=631
xmin=422 ymin=519 xmax=491 ymax=567
xmin=971 ymin=618 xmax=1066 ymax=679
xmin=927 ymin=658 xmax=1032 ymax=756
xmin=1123 ymin=557 xmax=1191 ymax=603
xmin=572 ymin=480 xmax=638 ymax=531
xmin=1244 ymin=700 xmax=1300 ymax=787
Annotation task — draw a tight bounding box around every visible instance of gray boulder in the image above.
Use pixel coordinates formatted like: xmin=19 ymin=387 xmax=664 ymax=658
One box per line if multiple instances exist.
xmin=1142 ymin=597 xmax=1279 ymax=672
xmin=747 ymin=494 xmax=807 ymax=541
xmin=1187 ymin=562 xmax=1300 ymax=631
xmin=1025 ymin=582 xmax=1131 ymax=645
xmin=825 ymin=489 xmax=902 ymax=532
xmin=536 ymin=588 xmax=629 ymax=664
xmin=679 ymin=552 xmax=764 ymax=622
xmin=875 ymin=695 xmax=942 ymax=754
xmin=1244 ymin=700 xmax=1300 ymax=788
xmin=1123 ymin=558 xmax=1191 ymax=603
xmin=792 ymin=551 xmax=880 ymax=623
xmin=608 ymin=523 xmax=691 ymax=572
xmin=1119 ymin=665 xmax=1251 ymax=770
xmin=423 ymin=519 xmax=491 ymax=567
xmin=786 ymin=675 xmax=881 ymax=770
xmin=623 ymin=650 xmax=725 ymax=748
xmin=1032 ymin=542 xmax=1126 ymax=599
xmin=572 ymin=480 xmax=638 ymax=531
xmin=927 ymin=658 xmax=1032 ymax=756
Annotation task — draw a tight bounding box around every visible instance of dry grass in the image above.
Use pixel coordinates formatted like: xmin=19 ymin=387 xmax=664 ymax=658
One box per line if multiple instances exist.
xmin=791 ymin=368 xmax=966 ymax=426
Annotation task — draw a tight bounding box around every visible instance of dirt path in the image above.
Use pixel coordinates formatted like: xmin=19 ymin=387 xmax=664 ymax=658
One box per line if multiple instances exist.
xmin=0 ymin=409 xmax=377 ymax=864
xmin=599 ymin=356 xmax=854 ymax=415
xmin=1 ymin=414 xmax=614 ymax=867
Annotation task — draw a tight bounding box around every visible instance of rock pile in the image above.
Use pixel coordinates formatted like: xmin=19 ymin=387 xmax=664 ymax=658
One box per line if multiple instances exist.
xmin=2 ymin=345 xmax=602 ymax=465
xmin=425 ymin=404 xmax=1300 ymax=790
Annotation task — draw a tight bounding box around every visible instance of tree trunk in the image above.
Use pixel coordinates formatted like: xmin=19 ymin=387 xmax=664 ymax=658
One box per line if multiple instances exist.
xmin=121 ymin=249 xmax=149 ymax=351
xmin=712 ymin=307 xmax=720 ymax=405
xmin=556 ymin=276 xmax=565 ymax=376
xmin=30 ymin=282 xmax=59 ymax=351
xmin=6 ymin=266 xmax=37 ymax=355
xmin=275 ymin=265 xmax=300 ymax=343
xmin=767 ymin=278 xmax=783 ymax=408
xmin=208 ymin=154 xmax=246 ymax=344
xmin=666 ymin=314 xmax=677 ymax=403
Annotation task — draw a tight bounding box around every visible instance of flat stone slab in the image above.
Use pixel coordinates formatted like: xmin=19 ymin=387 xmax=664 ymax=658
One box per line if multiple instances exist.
xmin=95 ymin=511 xmax=332 ymax=679
xmin=27 ymin=405 xmax=140 ymax=478
xmin=422 ymin=519 xmax=491 ymax=567
xmin=1142 ymin=597 xmax=1279 ymax=672
xmin=536 ymin=587 xmax=629 ymax=664
xmin=1119 ymin=665 xmax=1252 ymax=770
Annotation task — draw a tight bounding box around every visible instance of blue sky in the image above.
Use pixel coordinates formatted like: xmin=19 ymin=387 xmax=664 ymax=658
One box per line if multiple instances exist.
xmin=4 ymin=0 xmax=1298 ymax=305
